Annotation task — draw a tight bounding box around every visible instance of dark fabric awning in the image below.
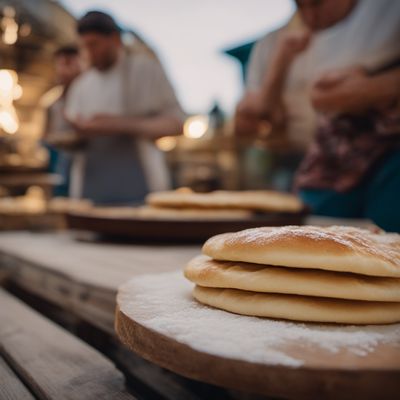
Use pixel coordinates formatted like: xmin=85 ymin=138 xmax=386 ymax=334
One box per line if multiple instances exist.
xmin=223 ymin=41 xmax=256 ymax=82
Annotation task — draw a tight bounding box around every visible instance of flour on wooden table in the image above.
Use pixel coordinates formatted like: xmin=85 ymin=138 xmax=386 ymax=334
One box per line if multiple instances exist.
xmin=118 ymin=271 xmax=400 ymax=367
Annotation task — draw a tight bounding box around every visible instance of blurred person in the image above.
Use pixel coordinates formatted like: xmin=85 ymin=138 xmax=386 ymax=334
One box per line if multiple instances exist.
xmin=234 ymin=0 xmax=400 ymax=187
xmin=44 ymin=45 xmax=82 ymax=196
xmin=296 ymin=65 xmax=400 ymax=232
xmin=65 ymin=11 xmax=185 ymax=204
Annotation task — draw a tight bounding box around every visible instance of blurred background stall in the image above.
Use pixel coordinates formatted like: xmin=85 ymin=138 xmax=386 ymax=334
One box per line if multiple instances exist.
xmin=0 ymin=0 xmax=297 ymax=215
xmin=0 ymin=0 xmax=76 ymax=203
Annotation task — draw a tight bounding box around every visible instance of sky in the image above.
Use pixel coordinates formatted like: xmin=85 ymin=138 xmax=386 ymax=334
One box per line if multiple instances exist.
xmin=61 ymin=0 xmax=294 ymax=115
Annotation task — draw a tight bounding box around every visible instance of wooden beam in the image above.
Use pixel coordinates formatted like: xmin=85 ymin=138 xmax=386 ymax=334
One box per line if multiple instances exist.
xmin=0 ymin=289 xmax=135 ymax=400
xmin=0 ymin=356 xmax=35 ymax=400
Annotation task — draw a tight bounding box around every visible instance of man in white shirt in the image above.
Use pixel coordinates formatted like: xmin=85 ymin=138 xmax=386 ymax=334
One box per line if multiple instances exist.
xmin=235 ymin=0 xmax=400 ymax=152
xmin=65 ymin=11 xmax=185 ymax=204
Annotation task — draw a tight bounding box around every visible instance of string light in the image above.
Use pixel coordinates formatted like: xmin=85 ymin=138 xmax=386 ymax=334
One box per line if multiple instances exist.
xmin=1 ymin=6 xmax=31 ymax=45
xmin=183 ymin=115 xmax=209 ymax=139
xmin=156 ymin=136 xmax=177 ymax=152
xmin=0 ymin=69 xmax=20 ymax=135
xmin=1 ymin=6 xmax=18 ymax=45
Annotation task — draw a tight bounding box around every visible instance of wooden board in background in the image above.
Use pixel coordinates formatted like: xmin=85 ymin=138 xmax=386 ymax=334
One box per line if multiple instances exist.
xmin=67 ymin=210 xmax=308 ymax=242
xmin=0 ymin=212 xmax=65 ymax=231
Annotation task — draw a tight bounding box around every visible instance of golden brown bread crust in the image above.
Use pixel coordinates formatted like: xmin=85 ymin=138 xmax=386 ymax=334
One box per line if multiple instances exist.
xmin=193 ymin=285 xmax=400 ymax=324
xmin=184 ymin=255 xmax=400 ymax=302
xmin=82 ymin=205 xmax=253 ymax=220
xmin=47 ymin=197 xmax=92 ymax=213
xmin=134 ymin=206 xmax=253 ymax=220
xmin=146 ymin=190 xmax=304 ymax=213
xmin=202 ymin=226 xmax=400 ymax=277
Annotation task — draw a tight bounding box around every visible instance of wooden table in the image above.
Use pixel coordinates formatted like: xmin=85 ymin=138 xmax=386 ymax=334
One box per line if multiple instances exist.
xmin=1 ymin=288 xmax=135 ymax=400
xmin=0 ymin=217 xmax=373 ymax=332
xmin=0 ymin=232 xmax=200 ymax=333
xmin=0 ymin=219 xmax=381 ymax=399
xmin=0 ymin=232 xmax=240 ymax=399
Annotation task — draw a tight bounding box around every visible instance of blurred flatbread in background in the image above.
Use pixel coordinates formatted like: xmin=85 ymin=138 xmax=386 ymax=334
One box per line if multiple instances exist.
xmin=147 ymin=188 xmax=304 ymax=213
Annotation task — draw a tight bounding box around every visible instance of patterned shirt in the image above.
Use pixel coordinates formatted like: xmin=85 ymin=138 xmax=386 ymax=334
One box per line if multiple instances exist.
xmin=295 ymin=109 xmax=400 ymax=192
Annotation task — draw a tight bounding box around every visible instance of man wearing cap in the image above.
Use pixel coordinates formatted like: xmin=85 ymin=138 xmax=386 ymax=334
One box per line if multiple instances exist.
xmin=65 ymin=11 xmax=185 ymax=204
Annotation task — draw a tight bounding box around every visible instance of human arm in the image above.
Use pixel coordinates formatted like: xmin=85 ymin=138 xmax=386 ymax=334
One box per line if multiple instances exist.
xmin=69 ymin=113 xmax=183 ymax=140
xmin=311 ymin=67 xmax=400 ymax=115
xmin=234 ymin=29 xmax=311 ymax=137
xmin=68 ymin=54 xmax=184 ymax=140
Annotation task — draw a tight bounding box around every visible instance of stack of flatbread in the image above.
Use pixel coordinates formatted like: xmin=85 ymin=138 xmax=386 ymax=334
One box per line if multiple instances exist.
xmin=184 ymin=225 xmax=400 ymax=324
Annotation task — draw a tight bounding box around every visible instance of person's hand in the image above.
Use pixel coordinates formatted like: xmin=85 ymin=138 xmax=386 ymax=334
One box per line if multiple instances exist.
xmin=277 ymin=29 xmax=312 ymax=60
xmin=234 ymin=92 xmax=286 ymax=138
xmin=234 ymin=30 xmax=310 ymax=139
xmin=313 ymin=66 xmax=365 ymax=90
xmin=311 ymin=66 xmax=371 ymax=114
xmin=68 ymin=114 xmax=127 ymax=137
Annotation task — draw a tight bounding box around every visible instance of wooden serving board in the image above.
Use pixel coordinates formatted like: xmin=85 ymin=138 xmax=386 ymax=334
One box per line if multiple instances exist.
xmin=0 ymin=173 xmax=62 ymax=187
xmin=0 ymin=212 xmax=65 ymax=231
xmin=115 ymin=272 xmax=400 ymax=400
xmin=67 ymin=210 xmax=307 ymax=242
xmin=0 ymin=165 xmax=45 ymax=173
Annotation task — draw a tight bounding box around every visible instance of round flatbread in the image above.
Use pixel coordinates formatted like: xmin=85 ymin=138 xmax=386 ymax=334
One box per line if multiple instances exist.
xmin=203 ymin=226 xmax=400 ymax=278
xmin=185 ymin=255 xmax=400 ymax=302
xmin=193 ymin=285 xmax=400 ymax=324
xmin=134 ymin=206 xmax=253 ymax=220
xmin=146 ymin=189 xmax=304 ymax=213
xmin=47 ymin=197 xmax=92 ymax=213
xmin=85 ymin=206 xmax=253 ymax=220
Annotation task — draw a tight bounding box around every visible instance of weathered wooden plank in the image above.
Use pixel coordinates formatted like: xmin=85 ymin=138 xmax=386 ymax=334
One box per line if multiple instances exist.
xmin=5 ymin=283 xmax=237 ymax=400
xmin=0 ymin=356 xmax=35 ymax=400
xmin=0 ymin=232 xmax=200 ymax=333
xmin=113 ymin=344 xmax=210 ymax=400
xmin=0 ymin=289 xmax=135 ymax=400
xmin=0 ymin=232 xmax=200 ymax=291
xmin=1 ymin=255 xmax=120 ymax=333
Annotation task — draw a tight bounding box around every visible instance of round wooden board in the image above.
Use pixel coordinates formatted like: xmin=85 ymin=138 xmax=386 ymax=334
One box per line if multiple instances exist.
xmin=115 ymin=274 xmax=400 ymax=400
xmin=67 ymin=210 xmax=307 ymax=242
